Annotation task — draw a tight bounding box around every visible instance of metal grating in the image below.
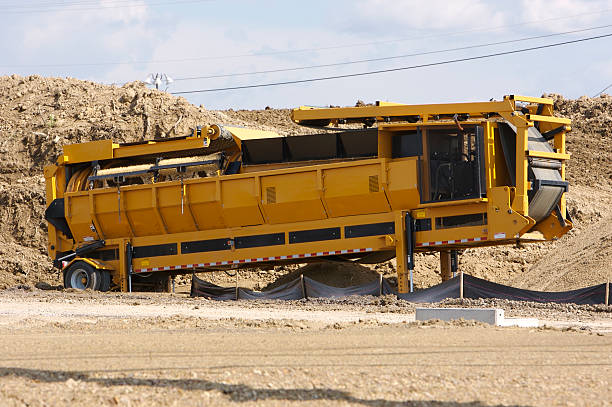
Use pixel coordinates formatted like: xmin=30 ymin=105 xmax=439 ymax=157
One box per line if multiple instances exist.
xmin=266 ymin=186 xmax=276 ymax=204
xmin=368 ymin=175 xmax=379 ymax=193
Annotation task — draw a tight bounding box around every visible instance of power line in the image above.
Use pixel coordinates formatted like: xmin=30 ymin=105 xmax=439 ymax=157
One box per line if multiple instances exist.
xmin=172 ymin=32 xmax=612 ymax=95
xmin=592 ymin=82 xmax=612 ymax=97
xmin=173 ymin=24 xmax=612 ymax=81
xmin=173 ymin=7 xmax=612 ymax=62
xmin=2 ymin=8 xmax=611 ymax=68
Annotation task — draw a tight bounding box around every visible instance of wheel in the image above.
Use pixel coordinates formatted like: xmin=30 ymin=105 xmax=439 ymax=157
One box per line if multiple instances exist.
xmin=99 ymin=270 xmax=112 ymax=292
xmin=64 ymin=261 xmax=100 ymax=290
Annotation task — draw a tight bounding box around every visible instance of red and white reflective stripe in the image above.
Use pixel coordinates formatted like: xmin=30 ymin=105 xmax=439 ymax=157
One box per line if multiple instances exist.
xmin=133 ymin=248 xmax=373 ymax=273
xmin=416 ymin=236 xmax=487 ymax=247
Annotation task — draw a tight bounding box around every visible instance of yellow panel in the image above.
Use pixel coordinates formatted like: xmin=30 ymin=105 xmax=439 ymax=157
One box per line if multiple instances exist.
xmin=220 ymin=178 xmax=264 ymax=227
xmin=128 ymin=209 xmax=163 ymax=236
xmin=377 ymin=130 xmax=393 ymax=158
xmin=323 ymin=164 xmax=390 ymax=217
xmin=157 ymin=184 xmax=199 ymax=234
xmin=92 ymin=192 xmax=132 ymax=239
xmin=187 ymin=181 xmax=225 ymax=230
xmin=386 ymin=159 xmax=420 ymax=210
xmin=260 ymin=171 xmax=326 ymax=224
xmin=119 ymin=187 xmax=159 ymax=236
xmin=44 ymin=165 xmax=58 ymax=202
xmin=63 ymin=139 xmax=114 ymax=164
xmin=532 ymin=212 xmax=572 ymax=240
xmin=66 ymin=194 xmax=97 ymax=241
xmin=487 ymin=186 xmax=533 ymax=240
xmin=124 ymin=189 xmax=153 ymax=211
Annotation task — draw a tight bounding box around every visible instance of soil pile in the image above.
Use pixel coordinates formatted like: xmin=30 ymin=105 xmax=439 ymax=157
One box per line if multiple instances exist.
xmin=263 ymin=262 xmax=382 ymax=290
xmin=547 ymin=93 xmax=612 ymax=187
xmin=0 ymin=74 xmax=610 ymax=291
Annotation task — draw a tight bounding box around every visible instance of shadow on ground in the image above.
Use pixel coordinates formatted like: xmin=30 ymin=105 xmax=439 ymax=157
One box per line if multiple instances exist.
xmin=0 ymin=367 xmax=527 ymax=406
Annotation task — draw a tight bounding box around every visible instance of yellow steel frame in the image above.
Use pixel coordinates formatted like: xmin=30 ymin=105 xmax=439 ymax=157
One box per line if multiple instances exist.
xmin=292 ymin=100 xmax=514 ymax=123
xmin=45 ymin=95 xmax=572 ymax=293
xmin=58 ymin=124 xmax=279 ymax=165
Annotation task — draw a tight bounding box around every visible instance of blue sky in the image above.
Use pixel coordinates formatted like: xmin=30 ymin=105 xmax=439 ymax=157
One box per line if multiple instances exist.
xmin=1 ymin=0 xmax=612 ymax=109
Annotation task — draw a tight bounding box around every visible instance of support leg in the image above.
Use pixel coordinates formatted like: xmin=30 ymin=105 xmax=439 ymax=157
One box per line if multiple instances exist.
xmin=166 ymin=274 xmax=173 ymax=293
xmin=440 ymin=250 xmax=452 ymax=282
xmin=395 ymin=211 xmax=415 ymax=294
xmin=126 ymin=242 xmax=133 ymax=293
xmin=395 ymin=214 xmax=409 ymax=294
xmin=451 ymin=250 xmax=458 ymax=278
xmin=118 ymin=239 xmax=131 ymax=293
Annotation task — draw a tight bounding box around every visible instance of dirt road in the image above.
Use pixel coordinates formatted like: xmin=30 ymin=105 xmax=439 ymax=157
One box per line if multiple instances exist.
xmin=1 ymin=320 xmax=610 ymax=407
xmin=0 ymin=291 xmax=610 ymax=406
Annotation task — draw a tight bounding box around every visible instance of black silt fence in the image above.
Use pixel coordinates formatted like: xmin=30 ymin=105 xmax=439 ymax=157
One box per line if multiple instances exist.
xmin=191 ymin=273 xmax=609 ymax=305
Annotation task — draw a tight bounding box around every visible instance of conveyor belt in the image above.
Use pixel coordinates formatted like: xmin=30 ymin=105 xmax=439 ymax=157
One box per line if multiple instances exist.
xmin=499 ymin=122 xmax=567 ymax=222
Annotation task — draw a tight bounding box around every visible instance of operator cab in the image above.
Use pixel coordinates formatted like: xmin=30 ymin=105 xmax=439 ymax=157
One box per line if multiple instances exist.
xmin=389 ymin=124 xmax=486 ymax=204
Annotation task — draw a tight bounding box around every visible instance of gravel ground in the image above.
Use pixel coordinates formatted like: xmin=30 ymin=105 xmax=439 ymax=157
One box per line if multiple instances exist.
xmin=0 ymin=319 xmax=610 ymax=406
xmin=1 ymin=288 xmax=610 ymax=324
xmin=0 ymin=289 xmax=610 ymax=406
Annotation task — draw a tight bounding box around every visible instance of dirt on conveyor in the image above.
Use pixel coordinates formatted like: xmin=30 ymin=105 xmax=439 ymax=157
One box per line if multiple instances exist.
xmin=0 ymin=74 xmax=610 ymax=291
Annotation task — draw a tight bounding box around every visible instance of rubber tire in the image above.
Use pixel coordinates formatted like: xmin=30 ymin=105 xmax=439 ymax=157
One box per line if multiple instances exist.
xmin=98 ymin=270 xmax=112 ymax=292
xmin=64 ymin=262 xmax=100 ymax=291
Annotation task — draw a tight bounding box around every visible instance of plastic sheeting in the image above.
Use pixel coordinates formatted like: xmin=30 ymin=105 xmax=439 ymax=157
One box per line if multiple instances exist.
xmin=395 ymin=274 xmax=607 ymax=305
xmin=453 ymin=274 xmax=605 ymax=305
xmin=191 ymin=273 xmax=609 ymax=305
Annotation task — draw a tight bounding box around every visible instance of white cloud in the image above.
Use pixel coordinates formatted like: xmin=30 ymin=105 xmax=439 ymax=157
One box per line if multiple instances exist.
xmin=22 ymin=0 xmax=150 ymax=48
xmin=519 ymin=0 xmax=612 ymax=32
xmin=98 ymin=0 xmax=148 ymax=24
xmin=0 ymin=0 xmax=169 ymax=82
xmin=348 ymin=0 xmax=506 ymax=32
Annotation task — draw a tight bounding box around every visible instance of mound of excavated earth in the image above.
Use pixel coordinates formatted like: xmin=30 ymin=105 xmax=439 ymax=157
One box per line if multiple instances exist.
xmin=0 ymin=74 xmax=610 ymax=291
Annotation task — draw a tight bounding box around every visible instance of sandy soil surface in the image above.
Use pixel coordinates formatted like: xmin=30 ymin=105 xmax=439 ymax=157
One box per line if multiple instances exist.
xmin=0 ymin=290 xmax=610 ymax=407
xmin=2 ymin=288 xmax=611 ymax=325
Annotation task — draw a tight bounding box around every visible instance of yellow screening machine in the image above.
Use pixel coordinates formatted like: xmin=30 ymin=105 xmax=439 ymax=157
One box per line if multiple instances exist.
xmin=44 ymin=95 xmax=572 ymax=293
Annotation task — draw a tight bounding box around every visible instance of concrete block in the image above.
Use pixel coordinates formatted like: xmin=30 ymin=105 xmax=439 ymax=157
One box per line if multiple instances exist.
xmin=416 ymin=307 xmax=504 ymax=325
xmin=497 ymin=318 xmax=539 ymax=328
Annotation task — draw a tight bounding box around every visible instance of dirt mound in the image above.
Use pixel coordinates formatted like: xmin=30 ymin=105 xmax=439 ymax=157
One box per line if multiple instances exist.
xmin=264 ymin=262 xmax=381 ymax=290
xmin=546 ymin=93 xmax=612 ymax=188
xmin=510 ymin=185 xmax=612 ymax=290
xmin=0 ymin=75 xmax=610 ymax=291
